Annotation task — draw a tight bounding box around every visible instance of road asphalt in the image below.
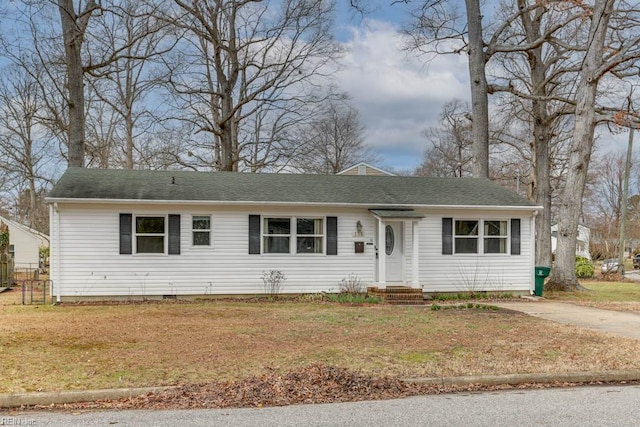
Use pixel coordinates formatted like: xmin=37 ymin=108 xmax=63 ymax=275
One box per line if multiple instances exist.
xmin=3 ymin=300 xmax=640 ymax=409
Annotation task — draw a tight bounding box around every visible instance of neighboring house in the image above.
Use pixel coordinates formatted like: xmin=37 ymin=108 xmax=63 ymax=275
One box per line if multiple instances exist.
xmin=337 ymin=162 xmax=395 ymax=176
xmin=0 ymin=215 xmax=49 ymax=270
xmin=551 ymin=223 xmax=591 ymax=260
xmin=47 ymin=168 xmax=541 ymax=301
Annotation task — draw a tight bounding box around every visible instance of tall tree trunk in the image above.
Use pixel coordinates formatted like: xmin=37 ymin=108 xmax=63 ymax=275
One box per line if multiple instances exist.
xmin=58 ymin=0 xmax=96 ymax=168
xmin=546 ymin=0 xmax=614 ymax=291
xmin=532 ymin=124 xmax=553 ymax=267
xmin=465 ymin=0 xmax=490 ymax=178
xmin=518 ymin=0 xmax=553 ymax=266
xmin=125 ymin=110 xmax=134 ymax=169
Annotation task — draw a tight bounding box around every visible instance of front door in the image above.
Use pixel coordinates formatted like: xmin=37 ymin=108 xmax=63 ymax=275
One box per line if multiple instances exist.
xmin=385 ymin=222 xmax=403 ymax=282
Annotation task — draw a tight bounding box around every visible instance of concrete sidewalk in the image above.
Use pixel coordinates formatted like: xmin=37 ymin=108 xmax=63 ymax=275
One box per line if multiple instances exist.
xmin=493 ymin=301 xmax=640 ymax=340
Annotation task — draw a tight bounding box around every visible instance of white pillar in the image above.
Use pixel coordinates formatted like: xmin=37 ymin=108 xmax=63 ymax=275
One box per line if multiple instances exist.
xmin=412 ymin=221 xmax=420 ymax=287
xmin=378 ymin=218 xmax=386 ymax=287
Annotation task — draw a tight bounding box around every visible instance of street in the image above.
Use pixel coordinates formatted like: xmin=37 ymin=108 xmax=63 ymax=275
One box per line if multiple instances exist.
xmin=10 ymin=384 xmax=640 ymax=426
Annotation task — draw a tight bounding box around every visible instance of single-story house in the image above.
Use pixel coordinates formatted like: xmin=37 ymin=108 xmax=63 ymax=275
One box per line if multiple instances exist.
xmin=0 ymin=215 xmax=49 ymax=271
xmin=551 ymin=223 xmax=591 ymax=260
xmin=46 ymin=168 xmax=541 ymax=301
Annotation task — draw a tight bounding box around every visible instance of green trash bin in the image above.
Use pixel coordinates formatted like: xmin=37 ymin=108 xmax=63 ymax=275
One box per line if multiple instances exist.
xmin=534 ymin=266 xmax=551 ymax=297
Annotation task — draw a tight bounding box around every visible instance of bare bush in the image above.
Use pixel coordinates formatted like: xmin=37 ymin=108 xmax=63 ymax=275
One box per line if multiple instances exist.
xmin=339 ymin=274 xmax=365 ymax=294
xmin=262 ymin=270 xmax=286 ymax=297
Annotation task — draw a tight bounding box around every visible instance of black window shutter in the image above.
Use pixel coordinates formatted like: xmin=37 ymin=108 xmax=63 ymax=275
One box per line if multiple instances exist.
xmin=119 ymin=214 xmax=132 ymax=255
xmin=249 ymin=215 xmax=261 ymax=254
xmin=442 ymin=218 xmax=453 ymax=255
xmin=168 ymin=214 xmax=181 ymax=255
xmin=511 ymin=218 xmax=521 ymax=255
xmin=327 ymin=216 xmax=338 ymax=255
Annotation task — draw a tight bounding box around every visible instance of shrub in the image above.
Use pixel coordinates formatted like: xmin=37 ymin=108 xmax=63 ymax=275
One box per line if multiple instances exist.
xmin=0 ymin=221 xmax=8 ymax=254
xmin=575 ymin=256 xmax=594 ymax=279
xmin=261 ymin=270 xmax=286 ymax=297
xmin=339 ymin=274 xmax=365 ymax=294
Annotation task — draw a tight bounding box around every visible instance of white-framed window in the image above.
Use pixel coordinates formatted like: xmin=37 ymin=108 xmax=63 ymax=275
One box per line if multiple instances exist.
xmin=454 ymin=220 xmax=479 ymax=254
xmin=135 ymin=216 xmax=165 ymax=254
xmin=263 ymin=217 xmax=291 ymax=254
xmin=296 ymin=218 xmax=324 ymax=254
xmin=454 ymin=219 xmax=509 ymax=254
xmin=192 ymin=215 xmax=211 ymax=246
xmin=484 ymin=220 xmax=508 ymax=254
xmin=262 ymin=217 xmax=325 ymax=254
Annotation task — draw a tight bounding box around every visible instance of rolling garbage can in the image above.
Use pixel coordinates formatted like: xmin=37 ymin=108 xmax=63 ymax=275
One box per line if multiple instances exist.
xmin=534 ymin=266 xmax=551 ymax=297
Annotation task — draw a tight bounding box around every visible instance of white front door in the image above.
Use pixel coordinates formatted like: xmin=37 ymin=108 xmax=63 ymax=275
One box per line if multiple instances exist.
xmin=385 ymin=222 xmax=403 ymax=282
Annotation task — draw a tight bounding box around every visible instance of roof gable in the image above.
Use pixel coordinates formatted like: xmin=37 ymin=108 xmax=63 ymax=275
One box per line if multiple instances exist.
xmin=48 ymin=168 xmax=539 ymax=209
xmin=337 ymin=162 xmax=395 ymax=176
xmin=0 ymin=216 xmax=49 ymax=243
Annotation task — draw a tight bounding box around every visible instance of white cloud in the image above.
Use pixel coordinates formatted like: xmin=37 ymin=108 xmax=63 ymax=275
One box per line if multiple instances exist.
xmin=336 ymin=20 xmax=470 ymax=170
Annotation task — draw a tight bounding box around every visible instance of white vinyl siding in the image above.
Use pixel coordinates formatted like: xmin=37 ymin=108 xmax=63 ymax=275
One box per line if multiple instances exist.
xmin=53 ymin=204 xmax=376 ymax=297
xmin=51 ymin=203 xmax=535 ymax=299
xmin=0 ymin=216 xmax=48 ymax=271
xmin=409 ymin=210 xmax=533 ymax=293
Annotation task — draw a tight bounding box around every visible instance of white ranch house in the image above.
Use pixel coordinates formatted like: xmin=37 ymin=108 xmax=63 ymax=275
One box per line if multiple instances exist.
xmin=47 ymin=168 xmax=541 ymax=301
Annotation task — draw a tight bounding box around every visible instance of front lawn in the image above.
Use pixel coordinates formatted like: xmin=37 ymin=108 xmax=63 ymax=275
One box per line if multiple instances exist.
xmin=3 ymin=288 xmax=640 ymax=394
xmin=545 ymin=280 xmax=640 ymax=311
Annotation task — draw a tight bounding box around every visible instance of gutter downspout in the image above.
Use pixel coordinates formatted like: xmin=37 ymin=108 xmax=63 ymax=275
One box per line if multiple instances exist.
xmin=52 ymin=203 xmax=61 ymax=304
xmin=531 ymin=210 xmax=538 ymax=295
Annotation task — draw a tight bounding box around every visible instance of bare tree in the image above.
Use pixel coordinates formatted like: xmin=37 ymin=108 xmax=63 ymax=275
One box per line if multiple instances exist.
xmin=547 ymin=0 xmax=640 ymax=290
xmin=85 ymin=0 xmax=176 ymax=169
xmin=583 ymin=151 xmax=639 ymax=259
xmin=403 ymin=0 xmax=489 ymax=177
xmin=292 ymin=98 xmax=375 ymax=174
xmin=0 ymin=66 xmax=57 ymax=230
xmin=486 ymin=0 xmax=590 ymax=267
xmin=58 ymin=0 xmax=99 ymax=167
xmin=415 ymin=99 xmax=474 ymax=177
xmin=167 ymin=0 xmax=341 ymax=171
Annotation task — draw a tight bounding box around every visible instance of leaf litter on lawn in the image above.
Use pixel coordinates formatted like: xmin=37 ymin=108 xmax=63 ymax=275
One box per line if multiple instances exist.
xmin=27 ymin=364 xmax=640 ymax=412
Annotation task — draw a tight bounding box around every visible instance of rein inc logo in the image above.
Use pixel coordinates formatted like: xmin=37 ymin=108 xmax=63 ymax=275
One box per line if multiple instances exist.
xmin=1 ymin=418 xmax=36 ymax=426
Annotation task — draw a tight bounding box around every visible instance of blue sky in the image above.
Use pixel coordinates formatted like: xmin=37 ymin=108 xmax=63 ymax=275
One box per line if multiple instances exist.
xmin=333 ymin=2 xmax=635 ymax=173
xmin=332 ymin=4 xmax=472 ymax=172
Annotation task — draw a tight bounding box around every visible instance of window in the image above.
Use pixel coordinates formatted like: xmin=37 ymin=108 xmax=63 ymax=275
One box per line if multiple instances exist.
xmin=192 ymin=215 xmax=211 ymax=246
xmin=484 ymin=220 xmax=508 ymax=254
xmin=263 ymin=218 xmax=291 ymax=253
xmin=296 ymin=218 xmax=324 ymax=253
xmin=261 ymin=217 xmax=325 ymax=254
xmin=136 ymin=216 xmax=165 ymax=253
xmin=453 ymin=219 xmax=510 ymax=254
xmin=455 ymin=220 xmax=478 ymax=254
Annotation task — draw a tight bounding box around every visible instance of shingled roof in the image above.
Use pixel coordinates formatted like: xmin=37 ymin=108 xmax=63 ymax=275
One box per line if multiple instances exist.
xmin=47 ymin=168 xmax=539 ymax=208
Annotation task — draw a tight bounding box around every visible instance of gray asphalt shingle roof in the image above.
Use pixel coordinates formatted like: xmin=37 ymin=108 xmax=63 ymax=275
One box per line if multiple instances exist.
xmin=48 ymin=168 xmax=538 ymax=208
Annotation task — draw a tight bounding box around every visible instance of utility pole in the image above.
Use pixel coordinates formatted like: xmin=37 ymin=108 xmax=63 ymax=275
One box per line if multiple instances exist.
xmin=619 ymin=126 xmax=634 ymax=269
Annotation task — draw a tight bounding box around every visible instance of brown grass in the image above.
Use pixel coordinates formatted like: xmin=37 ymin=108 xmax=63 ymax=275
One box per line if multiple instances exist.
xmin=546 ymin=280 xmax=640 ymax=311
xmin=3 ymin=287 xmax=640 ymax=394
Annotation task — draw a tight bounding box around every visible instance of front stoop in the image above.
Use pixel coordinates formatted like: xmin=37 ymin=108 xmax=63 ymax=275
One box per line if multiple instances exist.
xmin=367 ymin=286 xmax=425 ymax=305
